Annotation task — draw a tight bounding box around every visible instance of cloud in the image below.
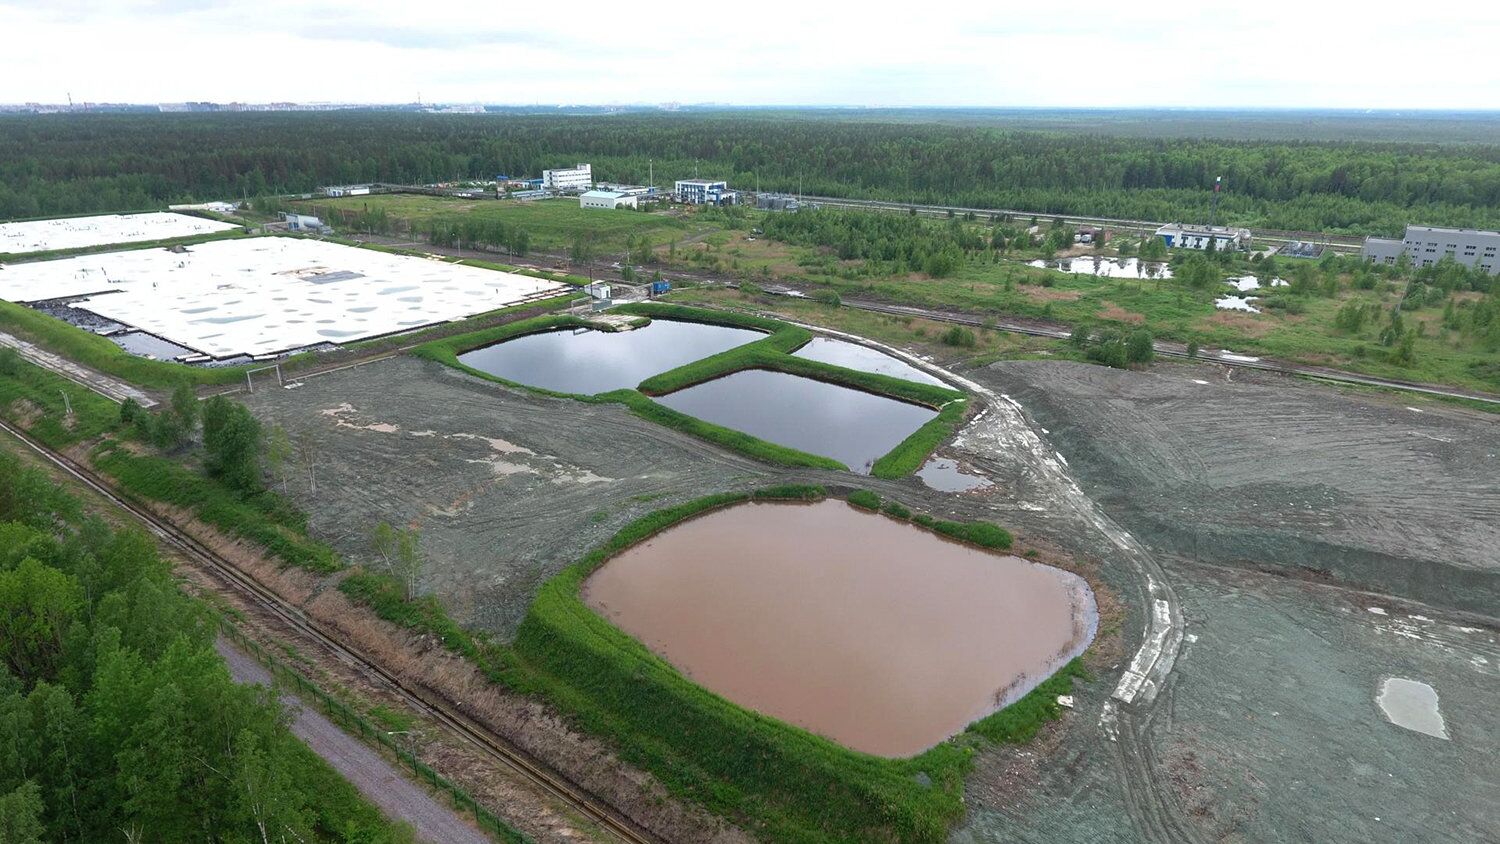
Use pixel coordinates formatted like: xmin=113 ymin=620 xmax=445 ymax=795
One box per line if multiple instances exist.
xmin=0 ymin=0 xmax=1496 ymax=107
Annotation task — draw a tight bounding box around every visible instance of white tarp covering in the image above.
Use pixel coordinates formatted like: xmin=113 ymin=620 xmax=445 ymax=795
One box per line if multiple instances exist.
xmin=0 ymin=212 xmax=239 ymax=255
xmin=0 ymin=237 xmax=568 ymax=358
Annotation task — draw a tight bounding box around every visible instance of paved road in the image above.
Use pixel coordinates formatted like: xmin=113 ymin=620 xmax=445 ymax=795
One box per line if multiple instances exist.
xmin=0 ymin=330 xmax=158 ymax=407
xmin=215 ymin=638 xmax=491 ymax=844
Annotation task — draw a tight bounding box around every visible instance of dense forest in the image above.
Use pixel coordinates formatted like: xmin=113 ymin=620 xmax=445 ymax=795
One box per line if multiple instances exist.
xmin=4 ymin=112 xmax=1500 ymax=234
xmin=0 ymin=448 xmax=405 ymax=842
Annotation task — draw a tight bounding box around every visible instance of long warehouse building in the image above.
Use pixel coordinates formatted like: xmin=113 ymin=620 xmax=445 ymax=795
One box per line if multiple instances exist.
xmin=1363 ymin=225 xmax=1500 ymax=274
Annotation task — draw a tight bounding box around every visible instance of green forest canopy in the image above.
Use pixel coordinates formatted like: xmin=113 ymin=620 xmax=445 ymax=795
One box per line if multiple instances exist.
xmin=0 ymin=449 xmax=409 ymax=843
xmin=4 ymin=112 xmax=1500 ymax=234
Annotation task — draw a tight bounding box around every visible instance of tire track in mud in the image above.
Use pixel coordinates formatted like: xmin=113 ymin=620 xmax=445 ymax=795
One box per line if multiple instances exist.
xmin=776 ymin=320 xmax=1194 ymax=843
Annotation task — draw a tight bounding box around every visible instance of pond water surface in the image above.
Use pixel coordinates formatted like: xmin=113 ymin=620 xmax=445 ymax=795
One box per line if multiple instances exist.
xmin=1029 ymin=257 xmax=1173 ymax=279
xmin=917 ymin=457 xmax=994 ymax=492
xmin=1377 ymin=677 xmax=1449 ymax=739
xmin=654 ymin=369 xmax=937 ymax=472
xmin=791 ymin=337 xmax=945 ymax=386
xmin=109 ymin=331 xmax=197 ymax=360
xmin=582 ymin=499 xmax=1097 ymax=757
xmin=457 ymin=319 xmax=762 ymax=395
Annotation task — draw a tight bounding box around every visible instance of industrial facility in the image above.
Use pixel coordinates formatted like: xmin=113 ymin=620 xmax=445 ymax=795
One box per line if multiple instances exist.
xmin=675 ymin=179 xmax=738 ymax=205
xmin=542 ymin=163 xmax=594 ymax=193
xmin=579 ymin=190 xmax=638 ymax=210
xmin=1362 ymin=225 xmax=1500 ymax=274
xmin=1155 ymin=222 xmax=1252 ymax=251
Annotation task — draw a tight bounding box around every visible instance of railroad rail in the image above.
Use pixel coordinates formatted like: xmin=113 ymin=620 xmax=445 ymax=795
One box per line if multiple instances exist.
xmin=0 ymin=418 xmax=660 ymax=844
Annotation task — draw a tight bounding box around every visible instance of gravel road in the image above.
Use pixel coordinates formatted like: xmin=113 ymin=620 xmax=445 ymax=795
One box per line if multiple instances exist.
xmin=216 ymin=638 xmax=491 ymax=844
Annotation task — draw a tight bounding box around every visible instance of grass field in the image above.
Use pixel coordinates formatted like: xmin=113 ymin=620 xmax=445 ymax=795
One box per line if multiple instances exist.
xmin=296 ymin=195 xmax=704 ymax=253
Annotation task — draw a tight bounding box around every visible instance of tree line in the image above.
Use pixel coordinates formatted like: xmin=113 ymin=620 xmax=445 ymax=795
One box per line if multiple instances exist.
xmin=0 ymin=448 xmax=408 ymax=842
xmin=5 ymin=112 xmax=1500 ymax=233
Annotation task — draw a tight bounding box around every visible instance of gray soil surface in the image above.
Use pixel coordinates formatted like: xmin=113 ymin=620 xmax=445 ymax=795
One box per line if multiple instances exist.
xmin=244 ymin=355 xmax=783 ymax=636
xmin=216 ymin=638 xmax=489 ymax=844
xmin=980 ymin=360 xmax=1500 ymax=616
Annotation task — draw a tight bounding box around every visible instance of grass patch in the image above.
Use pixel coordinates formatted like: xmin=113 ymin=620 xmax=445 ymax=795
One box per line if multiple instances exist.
xmin=846 ymin=489 xmax=882 ymax=510
xmin=871 ymin=399 xmax=968 ymax=479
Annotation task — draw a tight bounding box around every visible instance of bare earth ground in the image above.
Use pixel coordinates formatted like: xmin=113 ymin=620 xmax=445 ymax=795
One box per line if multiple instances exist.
xmin=242 ymin=350 xmax=1499 ymax=844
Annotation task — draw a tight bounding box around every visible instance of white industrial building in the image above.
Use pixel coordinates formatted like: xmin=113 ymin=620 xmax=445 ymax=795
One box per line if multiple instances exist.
xmin=1156 ymin=223 xmax=1251 ymax=252
xmin=579 ymin=190 xmax=638 ymax=210
xmin=1362 ymin=225 xmax=1500 ymax=274
xmin=675 ymin=179 xmax=737 ymax=205
xmin=543 ymin=163 xmax=593 ymax=193
xmin=321 ymin=184 xmax=371 ymax=197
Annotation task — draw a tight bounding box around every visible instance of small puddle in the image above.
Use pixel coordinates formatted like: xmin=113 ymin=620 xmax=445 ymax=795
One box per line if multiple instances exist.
xmin=1030 ymin=257 xmax=1173 ymax=279
xmin=582 ymin=499 xmax=1097 ymax=757
xmin=917 ymin=457 xmax=993 ymax=492
xmin=108 ymin=331 xmax=197 ymax=360
xmin=1376 ymin=677 xmax=1449 ymax=739
xmin=457 ymin=319 xmax=763 ymax=395
xmin=792 ymin=337 xmax=945 ymax=386
xmin=655 ymin=369 xmax=937 ymax=473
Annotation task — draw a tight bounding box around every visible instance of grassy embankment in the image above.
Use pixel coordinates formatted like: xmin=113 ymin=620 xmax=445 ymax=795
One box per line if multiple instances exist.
xmin=0 ymin=355 xmax=338 ymax=572
xmin=0 ymin=231 xmax=579 ymax=391
xmin=412 ymin=301 xmax=967 ymax=475
xmin=345 ymin=486 xmax=1083 ymax=844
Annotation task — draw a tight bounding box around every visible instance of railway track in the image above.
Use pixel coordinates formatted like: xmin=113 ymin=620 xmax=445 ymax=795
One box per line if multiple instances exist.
xmin=0 ymin=418 xmax=660 ymax=844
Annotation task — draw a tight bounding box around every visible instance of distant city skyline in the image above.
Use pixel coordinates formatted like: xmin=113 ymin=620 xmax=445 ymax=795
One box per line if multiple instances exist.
xmin=2 ymin=0 xmax=1498 ymax=109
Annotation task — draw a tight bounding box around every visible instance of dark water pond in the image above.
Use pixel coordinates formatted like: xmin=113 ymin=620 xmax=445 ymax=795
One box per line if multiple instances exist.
xmin=456 ymin=319 xmax=762 ymax=395
xmin=654 ymin=369 xmax=938 ymax=472
xmin=791 ymin=337 xmax=945 ymax=386
xmin=582 ymin=499 xmax=1097 ymax=757
xmin=109 ymin=331 xmax=197 ymax=360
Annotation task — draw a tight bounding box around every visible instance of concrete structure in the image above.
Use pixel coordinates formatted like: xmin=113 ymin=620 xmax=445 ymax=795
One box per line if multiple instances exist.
xmin=321 ymin=184 xmax=371 ymax=197
xmin=0 ymin=212 xmax=240 ymax=256
xmin=542 ymin=163 xmax=593 ymax=193
xmin=0 ymin=237 xmax=567 ymax=359
xmin=579 ymin=190 xmax=638 ymax=210
xmin=1156 ymin=223 xmax=1251 ymax=252
xmin=675 ymin=179 xmax=738 ymax=205
xmin=169 ymin=201 xmax=240 ymax=216
xmin=596 ymin=183 xmax=656 ymax=198
xmin=1362 ymin=225 xmax=1500 ymax=274
xmin=282 ymin=213 xmax=330 ymax=234
xmin=508 ymin=189 xmax=551 ymax=201
xmin=755 ymin=193 xmax=804 ymax=212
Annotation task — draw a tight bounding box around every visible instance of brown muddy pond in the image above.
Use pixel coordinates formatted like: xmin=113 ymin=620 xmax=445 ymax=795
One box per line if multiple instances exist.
xmin=654 ymin=369 xmax=939 ymax=472
xmin=581 ymin=499 xmax=1097 ymax=757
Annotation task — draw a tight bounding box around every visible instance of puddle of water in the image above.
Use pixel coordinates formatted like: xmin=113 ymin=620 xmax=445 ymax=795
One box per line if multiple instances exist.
xmin=791 ymin=337 xmax=945 ymax=386
xmin=655 ymin=369 xmax=938 ymax=473
xmin=1215 ymin=295 xmax=1261 ymax=313
xmin=108 ymin=331 xmax=197 ymax=360
xmin=457 ymin=319 xmax=763 ymax=395
xmin=1030 ymin=257 xmax=1173 ymax=279
xmin=917 ymin=457 xmax=993 ymax=492
xmin=582 ymin=500 xmax=1097 ymax=757
xmin=1376 ymin=678 xmax=1449 ymax=739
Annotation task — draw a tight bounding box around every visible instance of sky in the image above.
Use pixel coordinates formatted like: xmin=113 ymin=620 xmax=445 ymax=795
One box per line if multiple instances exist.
xmin=3 ymin=0 xmax=1499 ymax=109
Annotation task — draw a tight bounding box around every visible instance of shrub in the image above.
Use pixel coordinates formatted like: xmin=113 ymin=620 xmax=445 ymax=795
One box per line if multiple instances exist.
xmin=1125 ymin=329 xmax=1154 ymax=364
xmin=881 ymin=500 xmax=911 ymax=520
xmin=846 ymin=489 xmax=881 ymax=511
xmin=939 ymin=326 xmax=977 ymax=347
xmin=812 ymin=288 xmax=841 ymax=306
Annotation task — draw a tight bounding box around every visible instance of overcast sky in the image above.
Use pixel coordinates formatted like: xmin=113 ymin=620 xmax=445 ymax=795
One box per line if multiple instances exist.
xmin=3 ymin=0 xmax=1498 ymax=108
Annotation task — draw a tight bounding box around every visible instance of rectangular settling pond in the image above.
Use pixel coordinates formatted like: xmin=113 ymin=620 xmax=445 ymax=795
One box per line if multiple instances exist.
xmin=456 ymin=318 xmax=763 ymax=395
xmin=654 ymin=369 xmax=938 ymax=472
xmin=792 ymin=337 xmax=946 ymax=386
xmin=582 ymin=499 xmax=1098 ymax=758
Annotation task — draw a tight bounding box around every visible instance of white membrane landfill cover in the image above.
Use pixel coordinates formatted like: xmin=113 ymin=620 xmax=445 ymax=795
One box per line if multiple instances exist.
xmin=0 ymin=237 xmax=569 ymax=358
xmin=0 ymin=212 xmax=239 ymax=255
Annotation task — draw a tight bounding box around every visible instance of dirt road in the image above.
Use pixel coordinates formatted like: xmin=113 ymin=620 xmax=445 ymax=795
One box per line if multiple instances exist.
xmin=216 ymin=638 xmax=492 ymax=844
